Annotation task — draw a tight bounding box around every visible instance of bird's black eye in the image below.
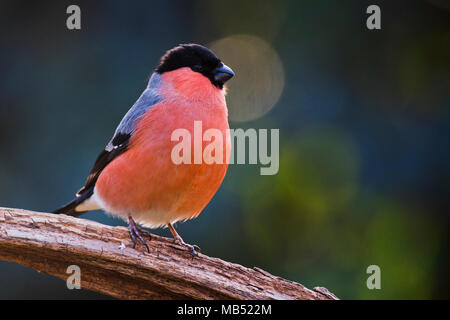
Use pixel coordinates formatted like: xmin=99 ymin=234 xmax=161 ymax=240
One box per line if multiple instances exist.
xmin=192 ymin=64 xmax=203 ymax=72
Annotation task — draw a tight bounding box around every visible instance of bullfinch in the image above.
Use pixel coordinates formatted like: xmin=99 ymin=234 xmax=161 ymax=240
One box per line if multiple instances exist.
xmin=54 ymin=44 xmax=234 ymax=255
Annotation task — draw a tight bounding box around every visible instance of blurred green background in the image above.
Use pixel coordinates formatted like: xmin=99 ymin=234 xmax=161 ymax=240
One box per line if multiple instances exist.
xmin=0 ymin=0 xmax=449 ymax=299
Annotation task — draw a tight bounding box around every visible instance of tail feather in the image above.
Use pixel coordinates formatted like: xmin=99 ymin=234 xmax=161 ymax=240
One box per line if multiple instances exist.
xmin=53 ymin=187 xmax=94 ymax=217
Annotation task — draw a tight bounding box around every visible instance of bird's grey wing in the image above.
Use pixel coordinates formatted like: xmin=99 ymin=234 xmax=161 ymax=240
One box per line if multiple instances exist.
xmin=76 ymin=74 xmax=162 ymax=197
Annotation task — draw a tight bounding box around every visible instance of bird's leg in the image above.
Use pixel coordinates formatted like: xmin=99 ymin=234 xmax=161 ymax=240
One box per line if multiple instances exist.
xmin=128 ymin=215 xmax=152 ymax=253
xmin=167 ymin=223 xmax=200 ymax=259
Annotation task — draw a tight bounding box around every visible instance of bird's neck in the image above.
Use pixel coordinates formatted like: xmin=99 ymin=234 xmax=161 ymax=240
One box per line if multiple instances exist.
xmin=159 ymin=68 xmax=227 ymax=107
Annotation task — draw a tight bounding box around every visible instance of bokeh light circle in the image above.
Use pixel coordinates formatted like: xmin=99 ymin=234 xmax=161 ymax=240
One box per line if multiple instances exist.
xmin=209 ymin=35 xmax=285 ymax=122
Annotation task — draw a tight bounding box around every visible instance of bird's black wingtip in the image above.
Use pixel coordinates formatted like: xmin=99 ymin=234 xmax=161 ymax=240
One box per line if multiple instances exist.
xmin=53 ymin=187 xmax=94 ymax=218
xmin=53 ymin=199 xmax=85 ymax=217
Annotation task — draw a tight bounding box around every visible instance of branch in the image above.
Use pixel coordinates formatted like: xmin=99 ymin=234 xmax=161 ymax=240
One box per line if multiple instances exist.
xmin=0 ymin=207 xmax=337 ymax=300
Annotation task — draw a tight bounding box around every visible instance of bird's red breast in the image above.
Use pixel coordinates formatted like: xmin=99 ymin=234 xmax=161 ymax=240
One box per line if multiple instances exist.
xmin=95 ymin=68 xmax=230 ymax=227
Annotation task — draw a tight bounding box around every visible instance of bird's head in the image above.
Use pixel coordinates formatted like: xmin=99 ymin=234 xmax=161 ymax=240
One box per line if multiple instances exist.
xmin=155 ymin=44 xmax=234 ymax=90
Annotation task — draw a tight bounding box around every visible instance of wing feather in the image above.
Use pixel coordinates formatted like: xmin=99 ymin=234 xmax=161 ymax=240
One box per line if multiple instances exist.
xmin=76 ymin=74 xmax=162 ymax=197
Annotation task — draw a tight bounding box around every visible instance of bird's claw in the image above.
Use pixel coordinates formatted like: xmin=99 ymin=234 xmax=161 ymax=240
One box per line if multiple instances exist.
xmin=174 ymin=236 xmax=201 ymax=259
xmin=128 ymin=217 xmax=152 ymax=253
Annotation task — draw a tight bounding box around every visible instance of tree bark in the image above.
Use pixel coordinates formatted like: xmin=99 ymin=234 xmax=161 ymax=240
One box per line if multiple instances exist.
xmin=0 ymin=207 xmax=338 ymax=300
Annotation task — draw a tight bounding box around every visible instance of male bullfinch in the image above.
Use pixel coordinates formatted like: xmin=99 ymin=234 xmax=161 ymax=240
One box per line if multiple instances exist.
xmin=54 ymin=44 xmax=234 ymax=255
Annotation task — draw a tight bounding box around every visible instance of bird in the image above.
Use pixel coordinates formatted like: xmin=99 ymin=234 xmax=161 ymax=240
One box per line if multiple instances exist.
xmin=53 ymin=44 xmax=234 ymax=256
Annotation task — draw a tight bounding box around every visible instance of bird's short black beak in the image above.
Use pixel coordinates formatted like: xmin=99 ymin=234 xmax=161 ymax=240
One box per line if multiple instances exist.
xmin=213 ymin=64 xmax=234 ymax=84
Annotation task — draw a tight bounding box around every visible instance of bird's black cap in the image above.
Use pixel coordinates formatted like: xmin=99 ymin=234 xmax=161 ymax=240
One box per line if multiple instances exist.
xmin=155 ymin=44 xmax=234 ymax=89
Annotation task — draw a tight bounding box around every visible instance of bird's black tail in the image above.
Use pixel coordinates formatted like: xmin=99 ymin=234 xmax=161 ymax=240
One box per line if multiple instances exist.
xmin=53 ymin=187 xmax=94 ymax=218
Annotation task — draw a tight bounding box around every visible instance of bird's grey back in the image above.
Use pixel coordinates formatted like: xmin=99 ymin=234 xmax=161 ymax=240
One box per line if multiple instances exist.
xmin=105 ymin=73 xmax=162 ymax=151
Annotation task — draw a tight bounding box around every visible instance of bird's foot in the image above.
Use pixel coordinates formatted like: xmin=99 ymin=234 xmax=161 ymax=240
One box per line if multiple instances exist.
xmin=128 ymin=216 xmax=152 ymax=253
xmin=174 ymin=236 xmax=201 ymax=259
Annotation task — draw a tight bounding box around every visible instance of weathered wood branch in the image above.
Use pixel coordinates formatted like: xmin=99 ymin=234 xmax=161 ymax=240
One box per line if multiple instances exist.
xmin=0 ymin=207 xmax=337 ymax=300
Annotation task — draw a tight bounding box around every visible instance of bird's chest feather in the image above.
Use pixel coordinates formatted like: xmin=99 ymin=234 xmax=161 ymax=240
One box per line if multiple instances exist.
xmin=96 ymin=97 xmax=230 ymax=221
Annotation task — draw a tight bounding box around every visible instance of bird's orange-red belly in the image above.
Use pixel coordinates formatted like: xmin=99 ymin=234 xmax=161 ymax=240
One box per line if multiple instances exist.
xmin=95 ymin=101 xmax=230 ymax=227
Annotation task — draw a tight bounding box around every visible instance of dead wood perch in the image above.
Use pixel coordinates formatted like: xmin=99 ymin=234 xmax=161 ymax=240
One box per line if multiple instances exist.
xmin=0 ymin=207 xmax=338 ymax=300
